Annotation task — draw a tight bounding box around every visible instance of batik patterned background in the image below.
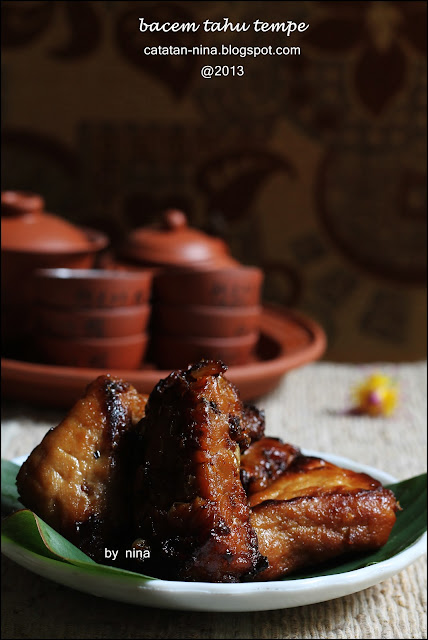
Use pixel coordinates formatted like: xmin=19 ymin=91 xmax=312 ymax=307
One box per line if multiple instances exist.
xmin=2 ymin=0 xmax=426 ymax=361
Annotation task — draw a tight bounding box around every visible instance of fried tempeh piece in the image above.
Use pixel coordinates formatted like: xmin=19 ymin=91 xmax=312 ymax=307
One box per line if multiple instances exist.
xmin=16 ymin=375 xmax=147 ymax=561
xmin=249 ymin=456 xmax=399 ymax=580
xmin=225 ymin=402 xmax=265 ymax=453
xmin=240 ymin=437 xmax=300 ymax=494
xmin=238 ymin=404 xmax=266 ymax=451
xmin=133 ymin=360 xmax=267 ymax=582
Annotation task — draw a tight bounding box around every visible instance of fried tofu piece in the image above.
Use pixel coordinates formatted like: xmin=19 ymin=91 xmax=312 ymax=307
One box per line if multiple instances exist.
xmin=133 ymin=360 xmax=267 ymax=582
xmin=16 ymin=375 xmax=147 ymax=561
xmin=249 ymin=456 xmax=399 ymax=580
xmin=240 ymin=438 xmax=300 ymax=494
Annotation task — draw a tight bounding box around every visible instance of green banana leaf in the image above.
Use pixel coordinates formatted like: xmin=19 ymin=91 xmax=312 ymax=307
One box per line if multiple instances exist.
xmin=1 ymin=458 xmax=426 ymax=583
xmin=1 ymin=460 xmax=153 ymax=581
xmin=1 ymin=458 xmax=24 ymax=514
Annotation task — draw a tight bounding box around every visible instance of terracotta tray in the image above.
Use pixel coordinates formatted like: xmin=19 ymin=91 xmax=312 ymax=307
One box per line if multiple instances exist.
xmin=1 ymin=305 xmax=326 ymax=407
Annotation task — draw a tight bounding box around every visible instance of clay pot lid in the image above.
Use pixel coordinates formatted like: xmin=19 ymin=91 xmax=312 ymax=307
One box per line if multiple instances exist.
xmin=1 ymin=191 xmax=91 ymax=253
xmin=122 ymin=209 xmax=234 ymax=269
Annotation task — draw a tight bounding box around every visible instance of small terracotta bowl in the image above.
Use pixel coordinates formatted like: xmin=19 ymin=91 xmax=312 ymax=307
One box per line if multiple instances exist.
xmin=37 ymin=333 xmax=148 ymax=369
xmin=153 ymin=332 xmax=259 ymax=370
xmin=34 ymin=268 xmax=153 ymax=309
xmin=155 ymin=303 xmax=261 ymax=338
xmin=154 ymin=266 xmax=263 ymax=307
xmin=34 ymin=303 xmax=151 ymax=339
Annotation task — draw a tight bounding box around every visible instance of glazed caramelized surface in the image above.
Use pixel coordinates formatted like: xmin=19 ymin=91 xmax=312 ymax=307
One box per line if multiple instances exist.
xmin=240 ymin=438 xmax=300 ymax=494
xmin=16 ymin=375 xmax=147 ymax=560
xmin=237 ymin=404 xmax=266 ymax=451
xmin=134 ymin=360 xmax=267 ymax=582
xmin=14 ymin=362 xmax=399 ymax=583
xmin=248 ymin=456 xmax=383 ymax=506
xmin=249 ymin=455 xmax=399 ymax=580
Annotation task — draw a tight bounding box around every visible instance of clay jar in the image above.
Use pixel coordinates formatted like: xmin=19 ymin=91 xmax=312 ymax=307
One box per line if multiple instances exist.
xmin=37 ymin=334 xmax=149 ymax=370
xmin=119 ymin=209 xmax=264 ymax=369
xmin=34 ymin=268 xmax=152 ymax=309
xmin=1 ymin=191 xmax=108 ymax=350
xmin=33 ymin=268 xmax=153 ymax=369
xmin=156 ymin=304 xmax=261 ymax=338
xmin=154 ymin=332 xmax=259 ymax=370
xmin=35 ymin=304 xmax=151 ymax=339
xmin=120 ymin=209 xmax=238 ymax=271
xmin=154 ymin=266 xmax=263 ymax=307
xmin=153 ymin=267 xmax=264 ymax=369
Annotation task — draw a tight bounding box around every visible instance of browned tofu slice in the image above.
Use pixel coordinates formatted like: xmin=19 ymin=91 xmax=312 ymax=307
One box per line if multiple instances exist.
xmin=240 ymin=437 xmax=300 ymax=494
xmin=249 ymin=456 xmax=399 ymax=580
xmin=16 ymin=375 xmax=147 ymax=561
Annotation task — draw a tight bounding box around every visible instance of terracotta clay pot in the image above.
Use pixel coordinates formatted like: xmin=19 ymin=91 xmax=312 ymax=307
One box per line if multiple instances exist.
xmin=154 ymin=266 xmax=263 ymax=307
xmin=120 ymin=209 xmax=238 ymax=270
xmin=37 ymin=333 xmax=149 ymax=369
xmin=1 ymin=192 xmax=108 ymax=304
xmin=34 ymin=303 xmax=151 ymax=339
xmin=155 ymin=303 xmax=261 ymax=338
xmin=1 ymin=191 xmax=108 ymax=344
xmin=1 ymin=191 xmax=91 ymax=253
xmin=153 ymin=332 xmax=259 ymax=370
xmin=34 ymin=268 xmax=153 ymax=309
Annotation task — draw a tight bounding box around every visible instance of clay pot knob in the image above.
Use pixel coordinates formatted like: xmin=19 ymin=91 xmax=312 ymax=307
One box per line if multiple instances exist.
xmin=162 ymin=209 xmax=187 ymax=231
xmin=1 ymin=191 xmax=45 ymax=217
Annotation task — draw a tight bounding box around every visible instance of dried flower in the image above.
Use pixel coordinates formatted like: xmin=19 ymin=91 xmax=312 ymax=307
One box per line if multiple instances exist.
xmin=352 ymin=373 xmax=398 ymax=417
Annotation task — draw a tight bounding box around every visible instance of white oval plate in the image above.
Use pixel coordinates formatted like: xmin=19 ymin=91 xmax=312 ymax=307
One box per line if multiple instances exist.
xmin=2 ymin=451 xmax=426 ymax=612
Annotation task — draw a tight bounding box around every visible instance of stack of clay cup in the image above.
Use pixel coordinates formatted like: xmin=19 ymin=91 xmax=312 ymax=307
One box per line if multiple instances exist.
xmin=1 ymin=190 xmax=108 ymax=355
xmin=152 ymin=266 xmax=264 ymax=370
xmin=33 ymin=268 xmax=153 ymax=369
